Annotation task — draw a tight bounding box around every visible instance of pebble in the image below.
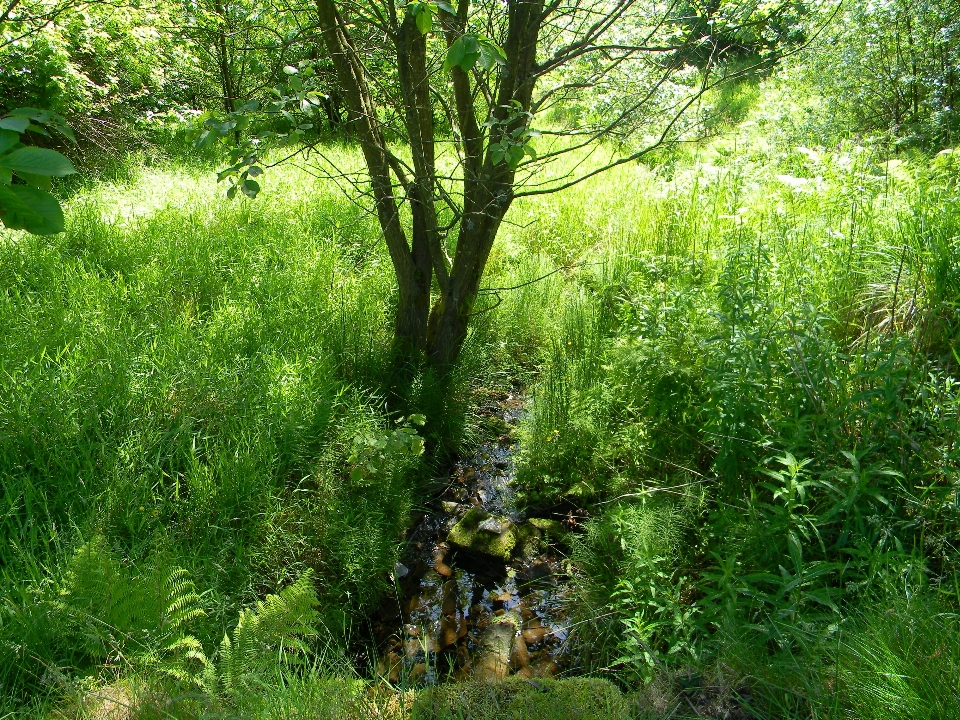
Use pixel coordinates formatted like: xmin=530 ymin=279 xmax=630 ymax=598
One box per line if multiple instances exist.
xmin=378 ymin=651 xmax=403 ymax=684
xmin=522 ymin=625 xmax=548 ymax=645
xmin=441 ymin=580 xmax=459 ymax=616
xmin=438 ymin=616 xmax=459 ymax=649
xmin=511 ymin=634 xmax=530 ymax=669
xmin=533 ymin=657 xmax=560 ymax=677
xmin=410 ymin=663 xmax=427 ymax=682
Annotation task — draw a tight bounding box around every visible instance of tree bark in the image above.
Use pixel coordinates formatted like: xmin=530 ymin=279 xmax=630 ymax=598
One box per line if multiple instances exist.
xmin=315 ymin=0 xmax=432 ymax=350
xmin=426 ymin=0 xmax=544 ymax=368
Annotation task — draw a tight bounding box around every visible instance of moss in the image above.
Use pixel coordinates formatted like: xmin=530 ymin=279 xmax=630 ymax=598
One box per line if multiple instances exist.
xmin=411 ymin=677 xmax=629 ymax=720
xmin=447 ymin=508 xmax=518 ymax=562
xmin=527 ymin=518 xmax=567 ymax=541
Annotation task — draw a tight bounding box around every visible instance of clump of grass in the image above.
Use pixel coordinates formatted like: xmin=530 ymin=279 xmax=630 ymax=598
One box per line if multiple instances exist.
xmin=0 ymin=159 xmax=439 ymax=710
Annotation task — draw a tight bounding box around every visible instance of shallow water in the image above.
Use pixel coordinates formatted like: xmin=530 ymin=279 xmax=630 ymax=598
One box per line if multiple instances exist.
xmin=366 ymin=393 xmax=572 ymax=686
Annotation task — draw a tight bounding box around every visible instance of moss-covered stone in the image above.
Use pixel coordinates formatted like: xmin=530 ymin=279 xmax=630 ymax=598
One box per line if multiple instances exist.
xmin=515 ymin=521 xmax=544 ymax=558
xmin=412 ymin=677 xmax=629 ymax=719
xmin=527 ymin=518 xmax=567 ymax=541
xmin=447 ymin=508 xmax=518 ymax=561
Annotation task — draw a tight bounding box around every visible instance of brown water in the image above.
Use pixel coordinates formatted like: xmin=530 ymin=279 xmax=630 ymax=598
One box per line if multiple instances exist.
xmin=366 ymin=393 xmax=573 ymax=687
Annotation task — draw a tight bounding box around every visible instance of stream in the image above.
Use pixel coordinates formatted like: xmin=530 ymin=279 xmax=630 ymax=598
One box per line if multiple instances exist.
xmin=365 ymin=392 xmax=576 ymax=686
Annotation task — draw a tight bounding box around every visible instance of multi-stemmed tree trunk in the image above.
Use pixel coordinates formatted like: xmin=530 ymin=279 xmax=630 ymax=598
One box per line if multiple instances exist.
xmin=208 ymin=0 xmax=803 ymax=370
xmin=315 ymin=0 xmax=543 ymax=368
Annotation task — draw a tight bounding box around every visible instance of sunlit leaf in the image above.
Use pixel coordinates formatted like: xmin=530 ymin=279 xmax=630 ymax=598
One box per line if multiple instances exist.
xmin=415 ymin=5 xmax=433 ymax=34
xmin=0 ymin=147 xmax=76 ymax=177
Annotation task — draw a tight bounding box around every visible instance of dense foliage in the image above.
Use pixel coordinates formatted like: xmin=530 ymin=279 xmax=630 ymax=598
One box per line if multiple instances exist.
xmin=796 ymin=0 xmax=960 ymax=148
xmin=1 ymin=0 xmax=959 ymax=718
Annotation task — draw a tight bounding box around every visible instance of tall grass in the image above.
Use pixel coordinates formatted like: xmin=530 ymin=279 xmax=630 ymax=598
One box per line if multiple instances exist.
xmin=506 ymin=107 xmax=960 ymax=716
xmin=0 ymin=158 xmax=436 ymax=709
xmin=1 ymin=80 xmax=958 ymax=717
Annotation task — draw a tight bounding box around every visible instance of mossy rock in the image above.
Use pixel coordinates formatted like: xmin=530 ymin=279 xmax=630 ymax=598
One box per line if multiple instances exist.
xmin=412 ymin=677 xmax=629 ymax=719
xmin=527 ymin=518 xmax=567 ymax=542
xmin=447 ymin=508 xmax=518 ymax=562
xmin=516 ymin=521 xmax=544 ymax=557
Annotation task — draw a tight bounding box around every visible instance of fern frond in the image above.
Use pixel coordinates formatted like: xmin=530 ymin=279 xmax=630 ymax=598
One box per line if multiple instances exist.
xmin=212 ymin=570 xmax=321 ymax=699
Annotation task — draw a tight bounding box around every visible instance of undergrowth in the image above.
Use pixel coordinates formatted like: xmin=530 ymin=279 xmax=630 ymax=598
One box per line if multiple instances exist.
xmin=1 ymin=78 xmax=959 ymax=718
xmin=509 ymin=99 xmax=960 ymax=717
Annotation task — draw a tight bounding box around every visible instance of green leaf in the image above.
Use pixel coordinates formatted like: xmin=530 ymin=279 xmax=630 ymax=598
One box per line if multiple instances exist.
xmin=17 ymin=172 xmax=52 ymax=191
xmin=0 ymin=130 xmax=19 ymax=155
xmin=247 ymin=166 xmax=263 ymax=177
xmin=444 ymin=36 xmax=466 ymax=70
xmin=445 ymin=34 xmax=481 ymax=71
xmin=0 ymin=147 xmax=77 ymax=177
xmin=0 ymin=183 xmax=65 ymax=234
xmin=8 ymin=108 xmax=52 ymax=122
xmin=477 ymin=38 xmax=507 ymax=70
xmin=0 ymin=117 xmax=29 ymax=133
xmin=459 ymin=34 xmax=480 ymax=69
xmin=434 ymin=0 xmax=456 ymax=13
xmin=283 ymin=65 xmax=299 ymax=75
xmin=0 ymin=167 xmax=11 ymax=185
xmin=506 ymin=144 xmax=525 ymax=169
xmin=241 ymin=179 xmax=260 ymax=198
xmin=415 ymin=4 xmax=433 ymax=34
xmin=523 ymin=143 xmax=537 ymax=160
xmin=288 ymin=75 xmax=303 ymax=91
xmin=226 ymin=184 xmax=238 ymax=199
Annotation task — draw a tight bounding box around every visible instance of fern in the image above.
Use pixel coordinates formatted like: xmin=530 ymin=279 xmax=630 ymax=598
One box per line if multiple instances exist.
xmin=207 ymin=570 xmax=320 ymax=699
xmin=57 ymin=536 xmax=208 ymax=685
xmin=60 ymin=536 xmax=151 ymax=659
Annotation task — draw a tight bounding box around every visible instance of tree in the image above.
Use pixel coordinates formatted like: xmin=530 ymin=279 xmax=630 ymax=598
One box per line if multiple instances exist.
xmin=203 ymin=0 xmax=803 ymax=369
xmin=800 ymin=0 xmax=959 ymax=148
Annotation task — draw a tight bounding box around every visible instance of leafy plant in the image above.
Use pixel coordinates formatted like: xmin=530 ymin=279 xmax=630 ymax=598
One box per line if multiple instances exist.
xmin=348 ymin=414 xmax=426 ymax=486
xmin=0 ymin=108 xmax=75 ymax=234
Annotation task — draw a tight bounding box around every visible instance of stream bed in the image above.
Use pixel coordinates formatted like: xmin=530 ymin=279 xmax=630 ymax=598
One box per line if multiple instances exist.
xmin=366 ymin=392 xmax=577 ymax=686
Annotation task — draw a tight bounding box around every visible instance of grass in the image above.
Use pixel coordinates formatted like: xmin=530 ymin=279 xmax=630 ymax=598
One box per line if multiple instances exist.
xmin=504 ymin=89 xmax=960 ymax=717
xmin=1 ymin=77 xmax=959 ymax=718
xmin=0 ymin=156 xmax=447 ymax=711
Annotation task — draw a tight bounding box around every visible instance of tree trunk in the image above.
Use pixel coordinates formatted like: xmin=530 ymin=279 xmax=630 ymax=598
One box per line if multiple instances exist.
xmin=394 ymin=223 xmax=432 ymax=352
xmin=316 ymin=0 xmax=432 ymax=351
xmin=426 ymin=186 xmax=512 ymax=368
